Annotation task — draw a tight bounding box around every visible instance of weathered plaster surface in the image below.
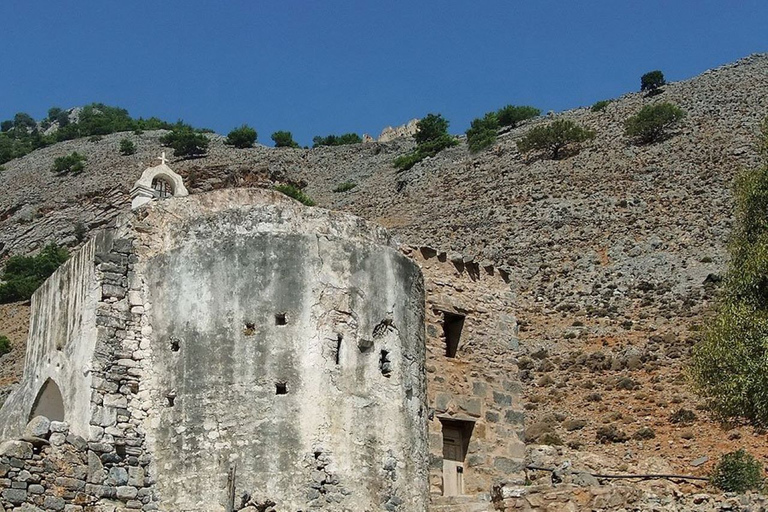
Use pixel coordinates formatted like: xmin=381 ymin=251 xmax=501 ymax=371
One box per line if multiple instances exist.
xmin=0 ymin=231 xmax=108 ymax=439
xmin=129 ymin=189 xmax=429 ymax=511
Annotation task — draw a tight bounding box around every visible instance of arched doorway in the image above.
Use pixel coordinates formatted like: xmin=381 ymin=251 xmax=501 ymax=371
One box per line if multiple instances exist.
xmin=29 ymin=378 xmax=65 ymax=421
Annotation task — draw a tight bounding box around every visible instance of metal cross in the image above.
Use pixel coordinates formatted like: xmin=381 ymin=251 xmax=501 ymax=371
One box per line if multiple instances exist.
xmin=157 ymin=152 xmax=168 ymax=165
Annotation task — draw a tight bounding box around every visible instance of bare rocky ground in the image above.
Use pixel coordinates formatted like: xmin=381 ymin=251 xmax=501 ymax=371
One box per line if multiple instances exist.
xmin=2 ymin=53 xmax=768 ymax=501
xmin=0 ymin=302 xmax=29 ymax=407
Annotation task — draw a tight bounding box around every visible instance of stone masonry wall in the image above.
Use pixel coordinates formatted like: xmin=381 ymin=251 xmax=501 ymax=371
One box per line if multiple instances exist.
xmin=404 ymin=247 xmax=525 ymax=505
xmin=0 ymin=234 xmax=158 ymax=511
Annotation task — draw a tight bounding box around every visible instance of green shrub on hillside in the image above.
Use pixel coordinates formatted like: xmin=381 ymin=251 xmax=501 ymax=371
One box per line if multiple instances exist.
xmin=394 ymin=114 xmax=458 ymax=171
xmin=119 ymin=138 xmax=136 ymax=156
xmin=52 ymin=152 xmax=87 ymax=174
xmin=0 ymin=335 xmax=10 ymax=357
xmin=274 ymin=184 xmax=315 ymax=206
xmin=517 ymin=119 xmax=595 ymax=160
xmin=591 ymin=100 xmax=611 ymax=112
xmin=0 ymin=244 xmax=69 ymax=303
xmin=392 ymin=152 xmax=424 ymax=171
xmin=710 ymin=450 xmax=764 ymax=493
xmin=691 ymin=137 xmax=768 ymax=426
xmin=160 ymin=123 xmax=209 ymax=158
xmin=13 ymin=113 xmax=36 ymax=132
xmin=271 ymin=131 xmax=300 ymax=148
xmin=641 ymin=70 xmax=666 ymax=94
xmin=333 ymin=182 xmax=357 ymax=193
xmin=624 ymin=103 xmax=685 ymax=143
xmin=466 ymin=112 xmax=499 ymax=153
xmin=0 ymin=104 xmax=182 ymax=165
xmin=496 ymin=105 xmax=540 ymax=127
xmin=225 ymin=124 xmax=258 ymax=148
xmin=313 ymin=133 xmax=362 ymax=148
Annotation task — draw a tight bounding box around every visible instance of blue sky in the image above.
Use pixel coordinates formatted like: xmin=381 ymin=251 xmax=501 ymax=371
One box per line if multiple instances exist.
xmin=1 ymin=1 xmax=766 ymax=146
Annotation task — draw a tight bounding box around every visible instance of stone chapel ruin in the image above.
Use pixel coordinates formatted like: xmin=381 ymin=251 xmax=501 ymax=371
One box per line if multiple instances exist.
xmin=0 ymin=159 xmax=523 ymax=512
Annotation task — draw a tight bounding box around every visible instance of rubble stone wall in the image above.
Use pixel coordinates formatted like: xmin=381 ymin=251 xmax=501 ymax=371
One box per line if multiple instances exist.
xmin=404 ymin=247 xmax=525 ymax=504
xmin=0 ymin=233 xmax=159 ymax=511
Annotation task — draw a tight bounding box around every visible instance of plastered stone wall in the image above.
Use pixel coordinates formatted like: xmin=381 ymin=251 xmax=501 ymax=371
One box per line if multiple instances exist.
xmin=127 ymin=189 xmax=428 ymax=511
xmin=403 ymin=247 xmax=525 ymax=504
xmin=0 ymin=231 xmax=109 ymax=440
xmin=0 ymin=231 xmax=160 ymax=511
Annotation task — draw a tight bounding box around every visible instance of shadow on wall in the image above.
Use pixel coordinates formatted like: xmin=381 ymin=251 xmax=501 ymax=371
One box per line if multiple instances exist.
xmin=29 ymin=378 xmax=65 ymax=422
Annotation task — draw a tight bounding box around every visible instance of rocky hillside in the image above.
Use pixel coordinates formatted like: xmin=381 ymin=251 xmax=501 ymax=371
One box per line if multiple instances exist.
xmin=2 ymin=53 xmax=768 ymax=481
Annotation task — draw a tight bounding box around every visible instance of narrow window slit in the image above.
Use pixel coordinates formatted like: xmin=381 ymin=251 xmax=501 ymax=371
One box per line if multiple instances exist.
xmin=443 ymin=312 xmax=465 ymax=358
xmin=275 ymin=382 xmax=288 ymax=395
xmin=166 ymin=393 xmax=176 ymax=407
xmin=170 ymin=337 xmax=180 ymax=352
xmin=379 ymin=350 xmax=392 ymax=377
xmin=275 ymin=313 xmax=287 ymax=326
xmin=335 ymin=334 xmax=342 ymax=365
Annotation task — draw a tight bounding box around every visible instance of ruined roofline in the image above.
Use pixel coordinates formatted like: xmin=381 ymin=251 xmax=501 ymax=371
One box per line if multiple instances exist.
xmin=401 ymin=244 xmax=511 ymax=285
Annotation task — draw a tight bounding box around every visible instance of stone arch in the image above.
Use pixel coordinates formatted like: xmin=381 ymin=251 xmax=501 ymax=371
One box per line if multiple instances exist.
xmin=151 ymin=174 xmax=175 ymax=198
xmin=29 ymin=378 xmax=65 ymax=422
xmin=130 ymin=161 xmax=189 ymax=209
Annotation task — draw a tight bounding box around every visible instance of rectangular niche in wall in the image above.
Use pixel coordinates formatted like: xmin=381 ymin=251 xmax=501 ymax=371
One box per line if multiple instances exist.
xmin=442 ymin=312 xmax=465 ymax=358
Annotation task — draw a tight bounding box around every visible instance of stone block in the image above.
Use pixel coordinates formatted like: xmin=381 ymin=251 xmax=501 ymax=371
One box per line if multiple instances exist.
xmin=472 ymin=381 xmax=488 ymax=396
xmin=102 ymin=284 xmax=127 ymax=299
xmin=92 ymin=405 xmax=117 ymax=427
xmin=55 ymin=477 xmax=85 ymax=491
xmin=116 ymin=485 xmax=138 ymax=499
xmin=2 ymin=487 xmax=27 ymax=504
xmin=0 ymin=441 xmax=33 ymax=459
xmin=88 ymin=451 xmax=105 ymax=484
xmin=28 ymin=484 xmax=44 ymax=494
xmin=493 ymin=391 xmax=512 ymax=406
xmin=493 ymin=457 xmax=524 ymax=475
xmin=49 ymin=433 xmax=66 ymax=446
xmin=103 ymin=394 xmax=128 ymax=408
xmin=84 ymin=483 xmax=116 ymax=498
xmin=127 ymin=291 xmax=143 ymax=306
xmin=43 ymin=495 xmax=66 ymax=511
xmin=66 ymin=434 xmax=88 ymax=451
xmin=127 ymin=467 xmax=144 ymax=487
xmin=458 ymin=398 xmax=482 ymax=417
xmin=107 ymin=467 xmax=128 ymax=486
xmin=17 ymin=503 xmax=44 ymax=512
xmin=24 ymin=416 xmax=51 ymax=438
xmin=434 ymin=393 xmax=451 ymax=413
xmin=504 ymin=410 xmax=525 ymax=425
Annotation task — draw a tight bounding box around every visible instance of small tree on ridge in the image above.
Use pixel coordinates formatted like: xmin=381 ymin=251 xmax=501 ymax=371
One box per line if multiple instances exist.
xmin=225 ymin=124 xmax=258 ymax=148
xmin=517 ymin=119 xmax=595 ymax=160
xmin=641 ymin=70 xmax=666 ymax=95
